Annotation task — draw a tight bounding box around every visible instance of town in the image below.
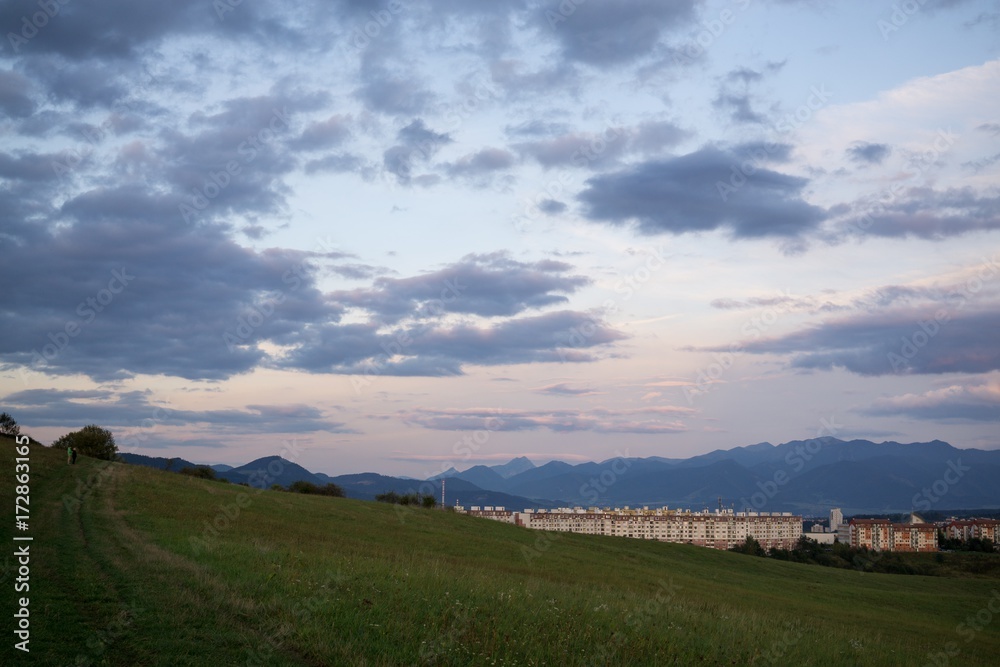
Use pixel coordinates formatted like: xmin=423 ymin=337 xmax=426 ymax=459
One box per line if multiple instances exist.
xmin=457 ymin=505 xmax=1000 ymax=553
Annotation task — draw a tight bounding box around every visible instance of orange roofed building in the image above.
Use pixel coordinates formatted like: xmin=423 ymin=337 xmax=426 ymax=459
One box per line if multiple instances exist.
xmin=849 ymin=518 xmax=937 ymax=552
xmin=944 ymin=519 xmax=1000 ymax=545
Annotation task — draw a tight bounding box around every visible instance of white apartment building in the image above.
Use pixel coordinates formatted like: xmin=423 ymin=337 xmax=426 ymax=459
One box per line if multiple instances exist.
xmin=830 ymin=508 xmax=843 ymax=532
xmin=457 ymin=506 xmax=802 ymax=550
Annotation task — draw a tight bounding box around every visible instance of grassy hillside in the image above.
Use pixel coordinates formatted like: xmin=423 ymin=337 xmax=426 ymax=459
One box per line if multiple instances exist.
xmin=3 ymin=442 xmax=1000 ymax=666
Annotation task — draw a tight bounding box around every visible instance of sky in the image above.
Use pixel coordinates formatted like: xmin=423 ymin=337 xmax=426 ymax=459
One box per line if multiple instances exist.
xmin=1 ymin=0 xmax=999 ymax=478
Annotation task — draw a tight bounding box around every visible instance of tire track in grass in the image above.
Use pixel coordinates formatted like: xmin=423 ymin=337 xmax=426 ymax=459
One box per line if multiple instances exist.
xmin=92 ymin=463 xmax=324 ymax=666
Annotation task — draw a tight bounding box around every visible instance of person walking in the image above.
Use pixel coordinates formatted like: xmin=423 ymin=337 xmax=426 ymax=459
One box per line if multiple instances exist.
xmin=71 ymin=447 xmax=77 ymax=464
xmin=67 ymin=445 xmax=73 ymax=464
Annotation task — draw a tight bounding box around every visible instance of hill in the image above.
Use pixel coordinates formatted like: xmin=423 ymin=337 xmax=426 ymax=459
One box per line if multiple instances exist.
xmin=216 ymin=455 xmax=324 ymax=488
xmin=5 ymin=441 xmax=1000 ymax=665
xmin=119 ymin=452 xmax=200 ymax=471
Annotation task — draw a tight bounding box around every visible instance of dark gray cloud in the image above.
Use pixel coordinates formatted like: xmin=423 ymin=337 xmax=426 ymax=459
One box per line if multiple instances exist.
xmin=0 ymin=190 xmax=347 ymax=380
xmin=731 ymin=141 xmax=794 ymax=164
xmin=21 ymin=57 xmax=127 ymax=108
xmin=489 ymin=59 xmax=581 ymax=97
xmin=0 ymin=204 xmax=621 ymax=381
xmin=0 ymin=150 xmax=67 ymax=182
xmin=0 ymin=68 xmax=36 ymax=117
xmin=383 ymin=118 xmax=452 ymax=183
xmin=289 ymin=114 xmax=352 ymax=151
xmin=538 ymin=199 xmax=567 ymax=215
xmin=713 ymin=91 xmax=765 ymax=124
xmin=579 ymin=147 xmax=827 ymax=239
xmin=712 ymin=63 xmax=785 ymax=125
xmin=1 ymin=388 xmax=353 ymax=435
xmin=276 ymin=309 xmax=626 ymax=377
xmin=357 ymin=71 xmax=434 ymax=115
xmin=840 ymin=187 xmax=1000 ymax=239
xmin=153 ymin=88 xmax=329 ymax=222
xmin=725 ymin=305 xmax=1000 ymax=376
xmin=514 ymin=120 xmax=687 ymax=169
xmin=0 ymin=0 xmax=307 ymax=60
xmin=540 ymin=0 xmax=698 ymax=66
xmin=444 ymin=148 xmax=515 ymax=177
xmin=331 ymin=252 xmax=590 ymax=323
xmin=847 ymin=142 xmax=892 ymax=165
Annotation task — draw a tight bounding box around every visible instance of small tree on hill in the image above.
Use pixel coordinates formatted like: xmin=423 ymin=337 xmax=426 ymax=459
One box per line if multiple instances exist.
xmin=289 ymin=480 xmax=319 ymax=494
xmin=180 ymin=466 xmax=218 ymax=480
xmin=52 ymin=425 xmax=119 ymax=461
xmin=731 ymin=536 xmax=766 ymax=557
xmin=289 ymin=480 xmax=345 ymax=497
xmin=0 ymin=412 xmax=20 ymax=437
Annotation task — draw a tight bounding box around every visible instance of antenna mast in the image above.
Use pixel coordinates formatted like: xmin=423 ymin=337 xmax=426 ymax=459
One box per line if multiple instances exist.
xmin=441 ymin=478 xmax=445 ymax=509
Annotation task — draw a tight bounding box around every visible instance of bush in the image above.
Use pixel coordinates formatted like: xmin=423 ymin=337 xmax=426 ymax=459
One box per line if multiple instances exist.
xmin=288 ymin=480 xmax=345 ymax=497
xmin=376 ymin=491 xmax=436 ymax=507
xmin=179 ymin=466 xmax=218 ymax=480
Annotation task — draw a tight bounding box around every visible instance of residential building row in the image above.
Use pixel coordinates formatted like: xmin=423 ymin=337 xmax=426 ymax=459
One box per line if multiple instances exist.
xmin=943 ymin=518 xmax=1000 ymax=543
xmin=456 ymin=505 xmax=802 ymax=550
xmin=848 ymin=517 xmax=938 ymax=552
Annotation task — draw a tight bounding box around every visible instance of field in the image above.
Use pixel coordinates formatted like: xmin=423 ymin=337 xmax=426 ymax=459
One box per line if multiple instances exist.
xmin=4 ymin=443 xmax=1000 ymax=666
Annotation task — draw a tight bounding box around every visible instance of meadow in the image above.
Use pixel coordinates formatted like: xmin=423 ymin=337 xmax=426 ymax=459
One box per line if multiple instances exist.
xmin=3 ymin=443 xmax=999 ymax=666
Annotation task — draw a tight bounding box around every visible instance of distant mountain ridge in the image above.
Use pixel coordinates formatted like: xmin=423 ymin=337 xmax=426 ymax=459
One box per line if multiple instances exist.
xmin=425 ymin=438 xmax=1000 ymax=514
xmin=121 ymin=437 xmax=1000 ymax=514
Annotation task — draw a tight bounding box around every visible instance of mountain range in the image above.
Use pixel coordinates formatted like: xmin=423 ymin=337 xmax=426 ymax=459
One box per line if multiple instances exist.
xmin=121 ymin=437 xmax=1000 ymax=515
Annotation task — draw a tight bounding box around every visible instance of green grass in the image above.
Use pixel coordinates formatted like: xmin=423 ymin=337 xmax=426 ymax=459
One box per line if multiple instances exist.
xmin=4 ymin=443 xmax=1000 ymax=665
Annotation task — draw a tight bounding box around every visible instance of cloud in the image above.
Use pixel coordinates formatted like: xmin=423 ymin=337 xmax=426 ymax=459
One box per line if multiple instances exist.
xmin=862 ymin=382 xmax=1000 ymax=422
xmin=0 ymin=69 xmax=36 ymax=118
xmin=444 ymin=148 xmax=515 ymax=177
xmin=304 ymin=153 xmax=365 ymax=174
xmin=289 ymin=114 xmax=352 ymax=151
xmin=713 ymin=91 xmax=765 ymax=125
xmin=732 ymin=306 xmax=1000 ymax=376
xmin=383 ymin=118 xmax=452 ymax=183
xmin=697 ymin=257 xmax=1000 ymax=376
xmin=331 ymin=251 xmax=590 ymax=322
xmin=399 ymin=406 xmax=691 ymax=433
xmin=578 ymin=147 xmax=827 ymax=239
xmin=837 ymin=186 xmax=1000 ymax=240
xmin=357 ymin=71 xmax=434 ymax=115
xmin=538 ymin=199 xmax=567 ymax=215
xmin=513 ymin=120 xmax=687 ymax=169
xmin=490 ymin=60 xmax=581 ymax=98
xmin=534 ymin=383 xmax=600 ymax=396
xmin=0 ymin=388 xmax=353 ymax=433
xmin=276 ymin=309 xmax=627 ymax=377
xmin=0 ymin=193 xmax=351 ymax=380
xmin=540 ymin=0 xmax=698 ymax=66
xmin=846 ymin=141 xmax=892 ymax=165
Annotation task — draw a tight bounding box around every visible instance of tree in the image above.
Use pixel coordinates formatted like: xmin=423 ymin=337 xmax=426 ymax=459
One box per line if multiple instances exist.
xmin=180 ymin=466 xmax=218 ymax=480
xmin=52 ymin=425 xmax=119 ymax=461
xmin=730 ymin=536 xmax=766 ymax=557
xmin=288 ymin=480 xmax=345 ymax=497
xmin=0 ymin=412 xmax=20 ymax=437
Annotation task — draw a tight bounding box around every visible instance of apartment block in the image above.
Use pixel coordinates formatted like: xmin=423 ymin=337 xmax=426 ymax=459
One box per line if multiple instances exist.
xmin=457 ymin=506 xmax=802 ymax=550
xmin=849 ymin=518 xmax=937 ymax=552
xmin=944 ymin=518 xmax=1000 ymax=544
